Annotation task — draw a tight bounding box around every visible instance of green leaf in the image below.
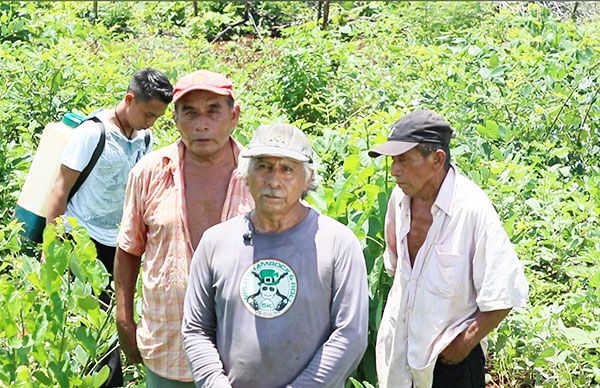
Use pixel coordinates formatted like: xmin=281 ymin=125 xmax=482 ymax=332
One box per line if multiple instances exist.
xmin=563 ymin=327 xmax=599 ymax=348
xmin=344 ymin=154 xmax=361 ymax=174
xmin=77 ymin=294 xmax=99 ymax=313
xmin=489 ymin=53 xmax=500 ymax=68
xmin=348 ymin=377 xmax=364 ymax=388
xmin=589 ymin=271 xmax=600 ymax=288
xmin=32 ymin=370 xmax=53 ymax=385
xmin=474 ymin=120 xmax=500 ymax=140
xmin=91 ymin=366 xmax=110 ymax=388
xmin=467 ymin=45 xmax=482 ymax=56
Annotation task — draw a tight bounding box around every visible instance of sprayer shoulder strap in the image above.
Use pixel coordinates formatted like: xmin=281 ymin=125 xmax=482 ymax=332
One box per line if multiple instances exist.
xmin=67 ymin=116 xmax=106 ymax=202
xmin=144 ymin=130 xmax=151 ymax=149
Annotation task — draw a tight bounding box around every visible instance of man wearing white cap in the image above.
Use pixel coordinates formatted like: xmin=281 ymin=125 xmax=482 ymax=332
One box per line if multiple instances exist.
xmin=182 ymin=123 xmax=369 ymax=387
xmin=369 ymin=110 xmax=529 ymax=387
xmin=114 ymin=70 xmax=253 ymax=386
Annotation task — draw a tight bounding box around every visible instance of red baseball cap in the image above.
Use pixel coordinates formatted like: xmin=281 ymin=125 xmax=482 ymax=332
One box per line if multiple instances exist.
xmin=172 ymin=70 xmax=235 ymax=102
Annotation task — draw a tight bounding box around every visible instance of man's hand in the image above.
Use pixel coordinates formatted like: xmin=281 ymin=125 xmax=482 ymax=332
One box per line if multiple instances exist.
xmin=438 ymin=330 xmax=475 ymax=365
xmin=117 ymin=319 xmax=142 ymax=364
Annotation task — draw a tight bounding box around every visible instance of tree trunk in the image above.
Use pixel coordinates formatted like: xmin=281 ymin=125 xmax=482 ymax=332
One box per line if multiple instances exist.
xmin=321 ymin=0 xmax=330 ymax=30
xmin=92 ymin=0 xmax=98 ymax=20
xmin=571 ymin=1 xmax=579 ymax=22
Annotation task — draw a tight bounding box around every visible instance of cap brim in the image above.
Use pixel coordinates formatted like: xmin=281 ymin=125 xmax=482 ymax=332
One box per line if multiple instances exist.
xmin=242 ymin=147 xmax=311 ymax=162
xmin=172 ymin=86 xmax=233 ymax=103
xmin=368 ymin=141 xmax=418 ymax=157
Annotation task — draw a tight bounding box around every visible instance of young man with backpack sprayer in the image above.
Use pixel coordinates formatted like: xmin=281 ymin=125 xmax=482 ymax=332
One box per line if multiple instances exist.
xmin=46 ymin=68 xmax=173 ymax=388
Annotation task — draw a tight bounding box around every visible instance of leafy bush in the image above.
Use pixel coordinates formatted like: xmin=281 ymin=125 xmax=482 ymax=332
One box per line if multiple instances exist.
xmin=0 ymin=220 xmax=113 ymax=387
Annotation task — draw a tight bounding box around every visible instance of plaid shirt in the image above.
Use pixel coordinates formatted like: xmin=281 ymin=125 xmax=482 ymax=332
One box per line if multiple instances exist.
xmin=117 ymin=138 xmax=253 ymax=381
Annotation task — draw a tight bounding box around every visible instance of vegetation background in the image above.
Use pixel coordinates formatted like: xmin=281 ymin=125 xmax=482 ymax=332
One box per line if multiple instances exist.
xmin=0 ymin=1 xmax=598 ymax=387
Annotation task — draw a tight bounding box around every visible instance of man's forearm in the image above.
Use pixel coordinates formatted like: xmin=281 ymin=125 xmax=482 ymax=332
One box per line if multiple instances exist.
xmin=46 ymin=191 xmax=68 ymax=225
xmin=463 ymin=308 xmax=511 ymax=349
xmin=114 ymin=247 xmax=141 ymax=324
xmin=46 ymin=165 xmax=80 ymax=224
xmin=439 ymin=308 xmax=512 ymax=364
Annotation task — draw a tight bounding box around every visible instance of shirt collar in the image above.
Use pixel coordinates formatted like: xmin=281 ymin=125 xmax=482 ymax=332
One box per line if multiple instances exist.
xmin=433 ymin=164 xmax=456 ymax=217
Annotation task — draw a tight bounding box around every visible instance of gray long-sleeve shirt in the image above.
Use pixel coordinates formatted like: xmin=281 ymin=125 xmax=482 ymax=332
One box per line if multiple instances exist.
xmin=182 ymin=209 xmax=368 ymax=388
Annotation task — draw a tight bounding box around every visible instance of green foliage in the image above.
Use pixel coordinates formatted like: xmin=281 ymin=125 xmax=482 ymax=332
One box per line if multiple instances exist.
xmin=0 ymin=219 xmax=113 ymax=387
xmin=1 ymin=1 xmax=599 ymax=386
xmin=0 ymin=2 xmax=37 ymax=43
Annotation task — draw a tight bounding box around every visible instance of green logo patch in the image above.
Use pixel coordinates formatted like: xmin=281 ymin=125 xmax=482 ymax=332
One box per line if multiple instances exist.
xmin=240 ymin=259 xmax=297 ymax=318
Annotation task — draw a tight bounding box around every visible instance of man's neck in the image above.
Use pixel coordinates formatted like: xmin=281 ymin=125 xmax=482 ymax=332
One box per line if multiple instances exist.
xmin=413 ymin=167 xmax=449 ymax=205
xmin=112 ymin=101 xmax=135 ymax=138
xmin=252 ymin=204 xmax=309 ymax=233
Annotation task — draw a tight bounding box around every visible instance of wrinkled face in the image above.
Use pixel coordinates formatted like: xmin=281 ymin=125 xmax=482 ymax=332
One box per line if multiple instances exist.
xmin=390 ymin=147 xmax=437 ymax=198
xmin=260 ymin=284 xmax=277 ymax=299
xmin=173 ymin=90 xmax=239 ymax=161
xmin=248 ymin=156 xmax=311 ymax=218
xmin=126 ymin=96 xmax=168 ymax=130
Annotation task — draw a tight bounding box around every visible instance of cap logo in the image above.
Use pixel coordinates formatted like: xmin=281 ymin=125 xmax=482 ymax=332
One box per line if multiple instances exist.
xmin=192 ymin=74 xmax=209 ymax=84
xmin=387 ymin=126 xmax=395 ymax=138
xmin=266 ymin=132 xmax=289 ymax=147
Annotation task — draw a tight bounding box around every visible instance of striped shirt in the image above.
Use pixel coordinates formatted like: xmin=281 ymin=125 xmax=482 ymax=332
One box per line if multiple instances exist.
xmin=117 ymin=138 xmax=254 ymax=381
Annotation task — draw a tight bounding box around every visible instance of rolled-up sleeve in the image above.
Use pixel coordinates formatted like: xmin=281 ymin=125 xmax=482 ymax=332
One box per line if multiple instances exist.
xmin=117 ymin=167 xmax=147 ymax=256
xmin=472 ymin=210 xmax=529 ymax=312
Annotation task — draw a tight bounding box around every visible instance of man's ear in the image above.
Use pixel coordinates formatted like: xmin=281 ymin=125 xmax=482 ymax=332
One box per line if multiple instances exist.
xmin=124 ymin=92 xmax=135 ymax=105
xmin=230 ymin=104 xmax=241 ymax=128
xmin=433 ymin=149 xmax=446 ymax=170
xmin=304 ymin=168 xmax=314 ymax=190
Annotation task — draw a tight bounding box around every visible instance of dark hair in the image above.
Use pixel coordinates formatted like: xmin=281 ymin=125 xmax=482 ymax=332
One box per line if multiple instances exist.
xmin=416 ymin=143 xmax=451 ymax=170
xmin=128 ymin=68 xmax=173 ymax=104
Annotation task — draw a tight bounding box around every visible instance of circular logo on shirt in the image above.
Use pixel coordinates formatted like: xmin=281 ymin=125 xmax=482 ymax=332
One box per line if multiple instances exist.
xmin=240 ymin=259 xmax=297 ymax=319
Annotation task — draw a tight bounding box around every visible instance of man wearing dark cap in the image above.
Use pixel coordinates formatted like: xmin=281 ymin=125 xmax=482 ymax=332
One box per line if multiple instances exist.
xmin=369 ymin=110 xmax=528 ymax=388
xmin=114 ymin=70 xmax=253 ymax=386
xmin=182 ymin=123 xmax=368 ymax=387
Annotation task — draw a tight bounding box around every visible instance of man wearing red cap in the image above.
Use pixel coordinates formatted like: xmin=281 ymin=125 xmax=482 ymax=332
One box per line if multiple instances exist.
xmin=114 ymin=70 xmax=253 ymax=386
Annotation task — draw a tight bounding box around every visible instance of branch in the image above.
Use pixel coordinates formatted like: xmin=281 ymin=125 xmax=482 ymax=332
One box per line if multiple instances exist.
xmin=209 ymin=3 xmax=251 ymax=44
xmin=577 ymin=79 xmax=600 ymax=144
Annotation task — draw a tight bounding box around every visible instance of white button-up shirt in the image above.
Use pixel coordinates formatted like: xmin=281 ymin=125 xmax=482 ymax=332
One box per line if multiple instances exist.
xmin=376 ymin=166 xmax=528 ymax=388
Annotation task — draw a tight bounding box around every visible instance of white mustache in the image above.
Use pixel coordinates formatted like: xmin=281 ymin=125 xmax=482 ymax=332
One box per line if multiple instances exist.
xmin=261 ymin=188 xmax=284 ymax=198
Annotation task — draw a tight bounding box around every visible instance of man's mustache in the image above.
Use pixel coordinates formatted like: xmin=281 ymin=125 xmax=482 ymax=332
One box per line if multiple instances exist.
xmin=260 ymin=188 xmax=284 ymax=198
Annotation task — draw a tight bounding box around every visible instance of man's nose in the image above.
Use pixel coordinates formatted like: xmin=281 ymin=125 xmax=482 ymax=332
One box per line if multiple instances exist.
xmin=391 ymin=159 xmax=402 ymax=176
xmin=193 ymin=115 xmax=211 ymax=131
xmin=266 ymin=169 xmax=284 ymax=186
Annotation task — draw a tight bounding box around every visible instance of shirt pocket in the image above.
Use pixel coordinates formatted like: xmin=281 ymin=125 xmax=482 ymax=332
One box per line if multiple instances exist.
xmin=424 ymin=246 xmax=469 ymax=298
